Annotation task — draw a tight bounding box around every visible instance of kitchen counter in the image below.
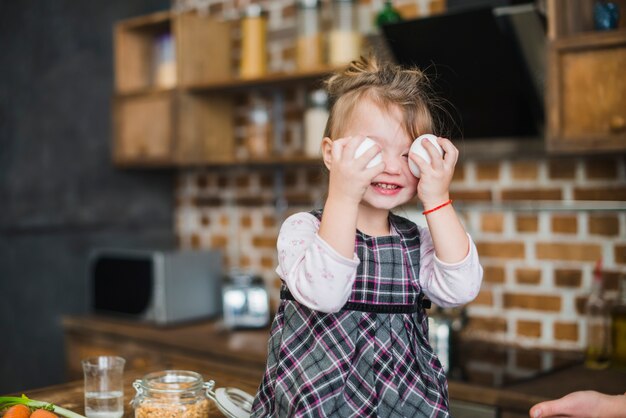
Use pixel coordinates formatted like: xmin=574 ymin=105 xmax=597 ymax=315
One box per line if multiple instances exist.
xmin=59 ymin=315 xmax=625 ymax=417
xmin=9 ymin=367 xmax=258 ymax=418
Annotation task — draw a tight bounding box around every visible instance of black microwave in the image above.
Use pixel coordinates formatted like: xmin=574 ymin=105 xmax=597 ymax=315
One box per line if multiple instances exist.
xmin=90 ymin=249 xmax=223 ymax=325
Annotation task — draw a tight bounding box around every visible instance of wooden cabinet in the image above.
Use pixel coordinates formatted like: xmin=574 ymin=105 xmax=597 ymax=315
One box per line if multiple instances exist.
xmin=113 ymin=10 xmax=234 ymax=166
xmin=113 ymin=10 xmax=332 ymax=167
xmin=546 ymin=1 xmax=626 ymax=153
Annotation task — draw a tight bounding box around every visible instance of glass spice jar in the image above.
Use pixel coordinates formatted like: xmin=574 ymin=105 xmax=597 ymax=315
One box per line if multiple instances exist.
xmin=132 ymin=370 xmax=254 ymax=418
xmin=246 ymin=93 xmax=272 ymax=158
xmin=328 ymin=0 xmax=362 ymax=66
xmin=240 ymin=4 xmax=268 ymax=78
xmin=296 ymin=0 xmax=324 ymax=71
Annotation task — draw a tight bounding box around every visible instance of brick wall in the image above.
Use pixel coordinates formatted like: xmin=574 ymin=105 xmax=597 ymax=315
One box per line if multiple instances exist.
xmin=176 ymin=157 xmax=626 ymax=350
xmin=171 ymin=0 xmax=626 ymax=351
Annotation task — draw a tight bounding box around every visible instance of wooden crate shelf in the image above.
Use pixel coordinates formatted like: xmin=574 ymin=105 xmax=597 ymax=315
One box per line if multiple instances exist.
xmin=546 ymin=1 xmax=626 ymax=153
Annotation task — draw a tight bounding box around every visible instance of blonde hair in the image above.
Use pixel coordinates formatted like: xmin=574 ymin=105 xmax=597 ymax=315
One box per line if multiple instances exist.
xmin=324 ymin=56 xmax=439 ymax=141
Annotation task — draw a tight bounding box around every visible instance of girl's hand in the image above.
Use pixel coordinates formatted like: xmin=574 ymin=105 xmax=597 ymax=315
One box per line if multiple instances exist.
xmin=410 ymin=136 xmax=458 ymax=209
xmin=326 ymin=135 xmax=385 ymax=205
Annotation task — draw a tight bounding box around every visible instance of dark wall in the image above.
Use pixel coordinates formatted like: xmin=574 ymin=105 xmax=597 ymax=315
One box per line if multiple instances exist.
xmin=0 ymin=1 xmax=173 ymax=393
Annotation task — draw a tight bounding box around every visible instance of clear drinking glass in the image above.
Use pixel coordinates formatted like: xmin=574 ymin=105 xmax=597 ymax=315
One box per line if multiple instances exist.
xmin=82 ymin=356 xmax=126 ymax=418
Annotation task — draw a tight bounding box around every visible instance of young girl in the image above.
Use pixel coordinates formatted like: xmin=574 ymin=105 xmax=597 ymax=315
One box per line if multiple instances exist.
xmin=251 ymin=56 xmax=483 ymax=417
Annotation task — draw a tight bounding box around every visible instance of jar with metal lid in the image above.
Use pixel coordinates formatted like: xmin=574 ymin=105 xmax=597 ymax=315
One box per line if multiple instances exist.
xmin=132 ymin=370 xmax=253 ymax=418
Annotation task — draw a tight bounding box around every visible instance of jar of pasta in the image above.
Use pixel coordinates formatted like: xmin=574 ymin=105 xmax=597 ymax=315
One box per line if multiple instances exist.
xmin=132 ymin=370 xmax=254 ymax=418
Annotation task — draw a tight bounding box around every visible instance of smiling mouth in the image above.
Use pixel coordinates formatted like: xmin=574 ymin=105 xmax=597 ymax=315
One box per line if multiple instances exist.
xmin=373 ymin=182 xmax=400 ymax=190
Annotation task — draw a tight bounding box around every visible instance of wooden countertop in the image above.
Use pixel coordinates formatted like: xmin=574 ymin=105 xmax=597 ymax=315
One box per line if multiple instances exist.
xmin=11 ymin=367 xmax=258 ymax=418
xmin=62 ymin=315 xmax=269 ymax=369
xmin=58 ymin=315 xmax=624 ymax=415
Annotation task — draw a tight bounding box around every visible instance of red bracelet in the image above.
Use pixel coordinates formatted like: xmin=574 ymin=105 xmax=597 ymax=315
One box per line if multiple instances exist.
xmin=422 ymin=199 xmax=453 ymax=215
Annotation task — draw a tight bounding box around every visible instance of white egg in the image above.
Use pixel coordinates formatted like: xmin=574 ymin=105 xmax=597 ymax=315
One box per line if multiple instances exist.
xmin=408 ymin=134 xmax=444 ymax=178
xmin=354 ymin=137 xmax=382 ymax=168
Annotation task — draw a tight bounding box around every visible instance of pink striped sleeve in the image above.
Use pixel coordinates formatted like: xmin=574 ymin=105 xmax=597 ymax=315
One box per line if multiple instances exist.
xmin=275 ymin=212 xmax=359 ymax=313
xmin=418 ymin=226 xmax=483 ymax=308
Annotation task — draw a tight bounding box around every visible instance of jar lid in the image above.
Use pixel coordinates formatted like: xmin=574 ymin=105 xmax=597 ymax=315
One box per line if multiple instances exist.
xmin=134 ymin=370 xmax=204 ymax=394
xmin=298 ymin=0 xmax=320 ymax=8
xmin=308 ymin=89 xmax=328 ymax=107
xmin=244 ymin=4 xmax=267 ymax=18
xmin=205 ymin=381 xmax=255 ymax=418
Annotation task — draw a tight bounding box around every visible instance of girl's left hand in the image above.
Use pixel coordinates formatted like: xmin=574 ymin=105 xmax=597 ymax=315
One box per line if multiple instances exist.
xmin=409 ymin=136 xmax=459 ymax=209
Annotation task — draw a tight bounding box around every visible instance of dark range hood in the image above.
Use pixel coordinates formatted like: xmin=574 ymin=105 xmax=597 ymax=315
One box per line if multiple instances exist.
xmin=382 ymin=4 xmax=546 ymax=140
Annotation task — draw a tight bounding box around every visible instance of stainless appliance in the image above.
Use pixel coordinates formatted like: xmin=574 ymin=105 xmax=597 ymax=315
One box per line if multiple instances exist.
xmin=91 ymin=249 xmax=223 ymax=325
xmin=222 ymin=271 xmax=269 ymax=329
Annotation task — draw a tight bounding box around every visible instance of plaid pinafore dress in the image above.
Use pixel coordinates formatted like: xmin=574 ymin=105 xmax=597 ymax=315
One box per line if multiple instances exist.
xmin=251 ymin=210 xmax=450 ymax=417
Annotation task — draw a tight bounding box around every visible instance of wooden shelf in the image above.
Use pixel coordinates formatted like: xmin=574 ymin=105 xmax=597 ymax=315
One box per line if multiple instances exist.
xmin=546 ymin=1 xmax=626 ymax=153
xmin=550 ymin=27 xmax=626 ymax=48
xmin=186 ymin=67 xmax=337 ymax=93
xmin=115 ymin=67 xmax=336 ymax=97
xmin=114 ymin=154 xmax=324 ymax=169
xmin=112 ymin=10 xmax=334 ymax=168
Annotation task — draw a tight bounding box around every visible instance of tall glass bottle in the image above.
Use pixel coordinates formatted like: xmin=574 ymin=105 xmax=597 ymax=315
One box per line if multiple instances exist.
xmin=585 ymin=259 xmax=611 ymax=369
xmin=611 ymin=274 xmax=626 ymax=369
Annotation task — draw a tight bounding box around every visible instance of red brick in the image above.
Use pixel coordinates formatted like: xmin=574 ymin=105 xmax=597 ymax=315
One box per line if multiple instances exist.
xmin=554 ymin=322 xmax=579 ymax=341
xmin=575 ymin=296 xmax=586 ymax=315
xmin=483 ymin=265 xmax=506 ymax=283
xmin=191 ymin=234 xmax=201 ymax=249
xmin=476 ymin=161 xmax=501 ymax=180
xmin=263 ymin=215 xmax=276 ymax=228
xmin=589 ymin=215 xmax=620 ymax=236
xmin=476 ymin=242 xmax=525 ymax=259
xmin=603 ymin=271 xmax=623 ymax=291
xmin=551 ymin=215 xmax=578 ymax=234
xmin=515 ymin=268 xmax=541 ymax=285
xmin=260 ymin=256 xmax=275 ymax=268
xmin=466 ymin=316 xmax=507 ymax=333
xmin=240 ymin=215 xmax=252 ymax=228
xmin=502 ymin=188 xmax=562 ymax=201
xmin=516 ymin=215 xmax=538 ymax=233
xmin=471 ymin=290 xmax=493 ymax=306
xmin=548 ymin=159 xmax=577 ymax=179
xmin=536 ymin=243 xmax=602 ymax=262
xmin=503 ymin=293 xmax=561 ymax=311
xmin=517 ymin=320 xmax=541 ymax=338
xmin=511 ymin=161 xmax=539 ymax=180
xmin=285 ymin=191 xmax=314 ymax=206
xmin=481 ymin=213 xmax=504 ymax=233
xmin=574 ymin=187 xmax=626 ymax=201
xmin=554 ymin=269 xmax=582 ymax=288
xmin=252 ymin=236 xmax=277 ymax=248
xmin=211 ymin=235 xmax=228 ymax=249
xmin=452 ymin=190 xmax=493 ymax=201
xmin=616 ymin=245 xmax=626 ymax=264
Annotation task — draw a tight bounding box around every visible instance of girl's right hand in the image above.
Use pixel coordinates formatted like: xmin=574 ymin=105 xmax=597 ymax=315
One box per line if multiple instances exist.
xmin=326 ymin=135 xmax=385 ymax=205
